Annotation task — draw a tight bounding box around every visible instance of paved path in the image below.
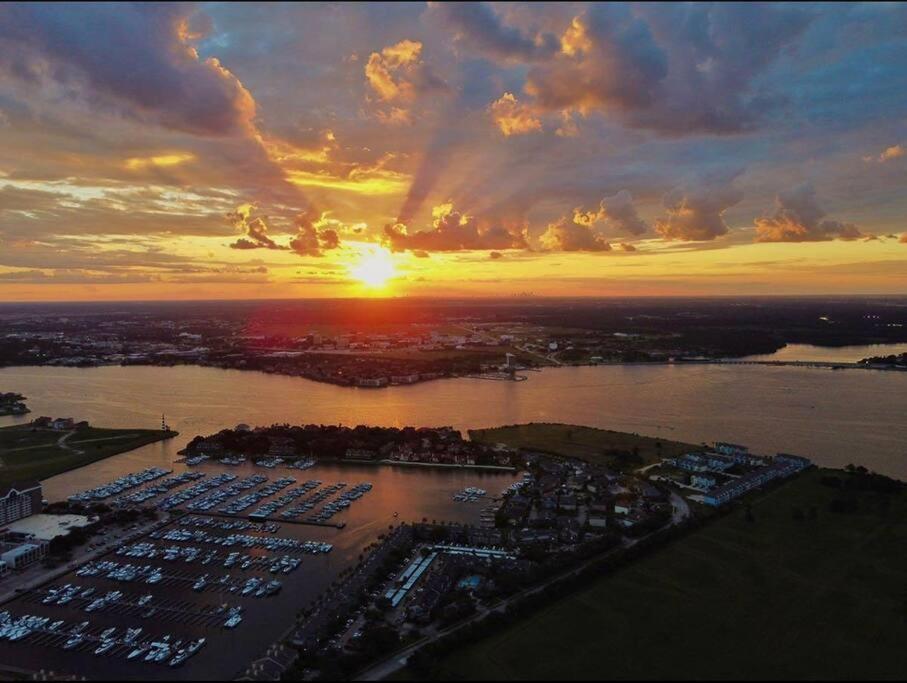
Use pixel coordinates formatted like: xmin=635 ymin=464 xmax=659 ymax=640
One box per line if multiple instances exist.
xmin=56 ymin=430 xmax=83 ymax=455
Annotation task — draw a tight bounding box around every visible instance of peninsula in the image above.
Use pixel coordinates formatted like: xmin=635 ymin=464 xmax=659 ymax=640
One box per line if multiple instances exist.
xmin=0 ymin=419 xmax=178 ymax=486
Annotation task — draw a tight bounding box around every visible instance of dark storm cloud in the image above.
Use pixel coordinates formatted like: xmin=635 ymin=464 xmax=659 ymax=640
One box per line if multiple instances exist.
xmin=288 ymin=212 xmax=342 ymax=257
xmin=0 ymin=3 xmax=256 ymax=136
xmin=519 ymin=2 xmax=813 ymax=135
xmin=430 ymin=2 xmax=559 ymax=62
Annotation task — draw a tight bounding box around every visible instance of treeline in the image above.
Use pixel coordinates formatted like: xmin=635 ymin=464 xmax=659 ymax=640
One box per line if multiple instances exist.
xmin=185 ymin=424 xmax=498 ymax=462
xmin=822 ymin=465 xmax=904 ymax=495
xmin=859 ymin=352 xmax=907 ymax=367
xmin=820 ymin=465 xmax=904 ymax=515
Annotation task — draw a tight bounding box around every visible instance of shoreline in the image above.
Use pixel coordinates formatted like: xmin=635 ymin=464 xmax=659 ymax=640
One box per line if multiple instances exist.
xmin=339 ymin=458 xmax=517 ymax=472
xmin=0 ymin=425 xmax=180 ymax=487
xmin=5 ymin=362 xmax=907 ymax=482
xmin=1 ymin=355 xmax=905 ymax=397
xmin=41 ymin=429 xmax=180 ymax=481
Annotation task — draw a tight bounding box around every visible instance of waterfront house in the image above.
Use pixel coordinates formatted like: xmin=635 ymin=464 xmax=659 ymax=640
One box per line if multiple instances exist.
xmin=345 ymin=448 xmax=377 ymax=461
xmin=613 ymin=494 xmax=636 ymax=515
xmin=559 ymin=494 xmax=578 ymax=512
xmin=588 ymin=514 xmax=608 ymax=528
xmin=702 ymin=453 xmax=812 ymax=506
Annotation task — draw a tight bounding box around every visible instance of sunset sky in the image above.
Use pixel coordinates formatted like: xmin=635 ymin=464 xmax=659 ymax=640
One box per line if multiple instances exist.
xmin=0 ymin=2 xmax=905 ymax=301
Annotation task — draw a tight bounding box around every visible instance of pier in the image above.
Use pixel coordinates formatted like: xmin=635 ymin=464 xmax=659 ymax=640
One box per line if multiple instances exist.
xmin=187 ymin=510 xmax=345 ymax=529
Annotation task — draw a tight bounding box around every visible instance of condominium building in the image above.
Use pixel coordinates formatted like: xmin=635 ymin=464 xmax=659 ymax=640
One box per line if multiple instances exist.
xmin=0 ymin=482 xmax=42 ymax=527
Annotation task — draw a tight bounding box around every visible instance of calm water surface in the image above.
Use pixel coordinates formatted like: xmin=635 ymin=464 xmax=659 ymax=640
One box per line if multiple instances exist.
xmin=744 ymin=342 xmax=907 ymax=363
xmin=0 ymin=361 xmax=905 ymax=678
xmin=1 ymin=361 xmax=906 ymax=482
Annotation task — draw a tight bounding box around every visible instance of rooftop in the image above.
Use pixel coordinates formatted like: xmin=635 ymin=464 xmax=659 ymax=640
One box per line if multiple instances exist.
xmin=5 ymin=513 xmax=93 ymax=541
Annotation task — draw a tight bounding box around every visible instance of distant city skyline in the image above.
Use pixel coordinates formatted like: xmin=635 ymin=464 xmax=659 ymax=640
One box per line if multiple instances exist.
xmin=1 ymin=2 xmax=906 ymax=301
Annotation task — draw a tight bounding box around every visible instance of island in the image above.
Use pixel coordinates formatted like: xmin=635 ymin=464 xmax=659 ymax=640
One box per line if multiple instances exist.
xmin=0 ymin=417 xmax=178 ymax=486
xmin=180 ymin=423 xmax=524 ymax=469
xmin=0 ymin=392 xmax=29 ymax=417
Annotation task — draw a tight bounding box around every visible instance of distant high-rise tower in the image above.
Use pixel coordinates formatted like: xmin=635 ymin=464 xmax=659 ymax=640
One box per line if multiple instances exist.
xmin=161 ymin=413 xmax=167 ymax=431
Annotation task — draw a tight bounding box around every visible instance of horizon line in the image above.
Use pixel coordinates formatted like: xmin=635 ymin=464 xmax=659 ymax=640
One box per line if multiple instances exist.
xmin=3 ymin=293 xmax=907 ymax=306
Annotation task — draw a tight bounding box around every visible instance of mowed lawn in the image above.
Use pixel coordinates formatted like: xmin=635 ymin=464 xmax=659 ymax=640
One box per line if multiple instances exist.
xmin=469 ymin=423 xmax=699 ymax=470
xmin=0 ymin=425 xmax=173 ymax=486
xmin=419 ymin=469 xmax=907 ymax=680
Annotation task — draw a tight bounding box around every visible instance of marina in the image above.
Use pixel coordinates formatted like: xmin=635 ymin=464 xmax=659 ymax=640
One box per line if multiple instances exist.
xmin=0 ymin=510 xmax=336 ymax=680
xmin=0 ymin=453 xmax=516 ymax=680
xmin=0 ymin=611 xmax=208 ymax=668
xmin=68 ymin=467 xmax=172 ymax=503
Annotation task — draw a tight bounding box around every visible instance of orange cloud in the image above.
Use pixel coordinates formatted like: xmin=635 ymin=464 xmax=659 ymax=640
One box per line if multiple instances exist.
xmin=365 ymin=39 xmax=423 ymax=102
xmin=540 ymin=217 xmax=611 ymax=252
xmin=489 ymin=93 xmax=542 ymax=136
xmin=124 ymin=152 xmax=195 ymax=170
xmin=384 ymin=202 xmax=527 ymax=252
xmin=755 ymin=185 xmax=862 ymax=242
xmin=364 ymin=39 xmax=446 ymax=125
xmin=375 ymin=107 xmax=413 ymax=127
xmin=864 ymin=144 xmax=905 ymax=163
xmin=560 ymin=16 xmax=592 ymax=57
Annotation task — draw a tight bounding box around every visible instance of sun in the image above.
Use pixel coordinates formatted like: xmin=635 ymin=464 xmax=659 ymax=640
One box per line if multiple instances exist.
xmin=350 ymin=246 xmax=396 ymax=288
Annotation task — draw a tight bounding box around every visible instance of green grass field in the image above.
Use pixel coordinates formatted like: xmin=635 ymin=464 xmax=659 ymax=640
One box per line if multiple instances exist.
xmin=469 ymin=422 xmax=699 ymax=471
xmin=0 ymin=425 xmax=176 ymax=486
xmin=407 ymin=468 xmax=907 ymax=680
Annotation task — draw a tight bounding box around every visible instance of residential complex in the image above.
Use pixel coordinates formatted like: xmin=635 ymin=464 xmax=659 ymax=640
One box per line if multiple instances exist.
xmin=660 ymin=444 xmax=812 ymax=506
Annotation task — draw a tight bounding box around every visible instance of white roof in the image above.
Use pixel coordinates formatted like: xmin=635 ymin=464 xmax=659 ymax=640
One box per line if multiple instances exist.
xmin=6 ymin=513 xmax=93 ymax=541
xmin=1 ymin=544 xmax=40 ymax=562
